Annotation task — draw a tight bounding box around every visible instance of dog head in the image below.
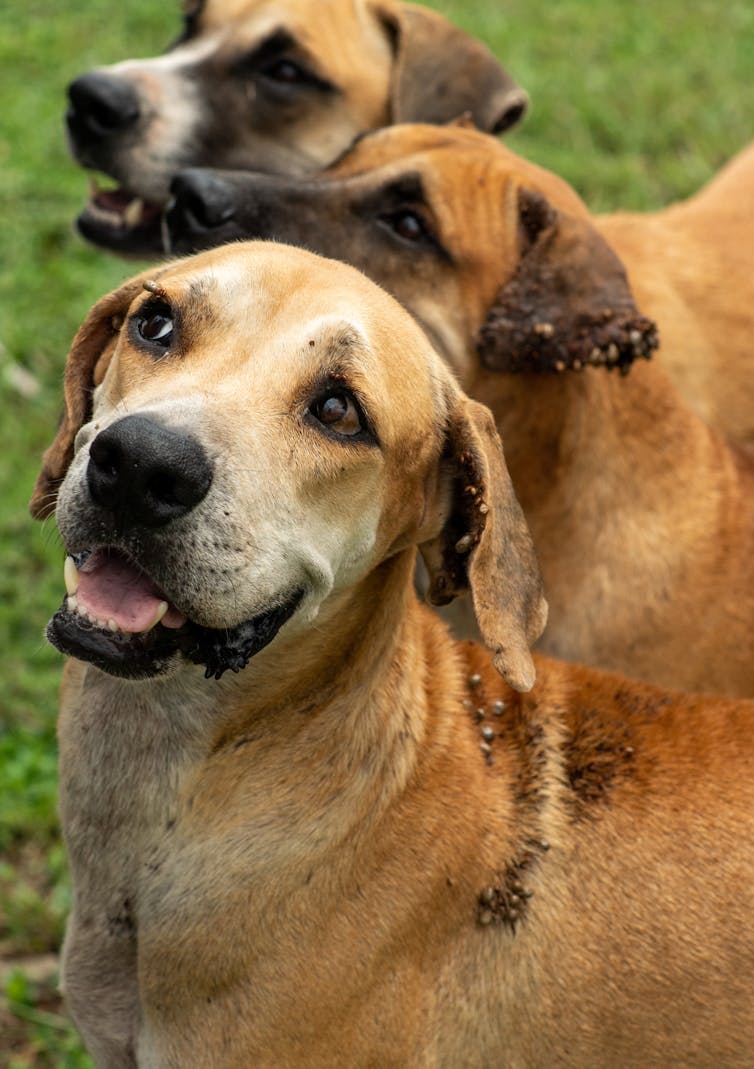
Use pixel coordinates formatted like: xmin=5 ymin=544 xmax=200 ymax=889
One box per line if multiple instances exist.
xmin=32 ymin=242 xmax=545 ymax=690
xmin=164 ymin=123 xmax=659 ymax=385
xmin=67 ymin=0 xmax=527 ymax=257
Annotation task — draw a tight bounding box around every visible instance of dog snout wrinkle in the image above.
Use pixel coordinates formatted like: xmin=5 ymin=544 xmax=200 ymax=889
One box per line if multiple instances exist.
xmin=67 ymin=72 xmax=141 ymax=141
xmin=87 ymin=415 xmax=213 ymax=529
xmin=169 ymin=170 xmax=238 ymax=232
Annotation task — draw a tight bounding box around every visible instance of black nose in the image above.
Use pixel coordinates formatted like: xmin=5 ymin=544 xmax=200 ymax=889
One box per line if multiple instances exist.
xmin=169 ymin=170 xmax=238 ymax=232
xmin=87 ymin=416 xmax=213 ymax=530
xmin=67 ymin=72 xmax=141 ymax=141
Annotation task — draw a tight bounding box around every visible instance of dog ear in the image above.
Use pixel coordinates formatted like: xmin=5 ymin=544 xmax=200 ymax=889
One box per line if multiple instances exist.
xmin=380 ymin=4 xmax=528 ymax=133
xmin=419 ymin=393 xmax=547 ymax=692
xmin=29 ymin=271 xmax=155 ymax=520
xmin=478 ymin=188 xmax=659 ymax=374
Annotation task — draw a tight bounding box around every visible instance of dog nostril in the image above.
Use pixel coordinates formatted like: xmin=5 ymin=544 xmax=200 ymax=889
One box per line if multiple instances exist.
xmin=89 ymin=436 xmax=122 ymax=480
xmin=146 ymin=470 xmax=203 ymax=509
xmin=147 ymin=473 xmax=178 ymax=507
xmin=67 ymin=73 xmax=140 ymax=136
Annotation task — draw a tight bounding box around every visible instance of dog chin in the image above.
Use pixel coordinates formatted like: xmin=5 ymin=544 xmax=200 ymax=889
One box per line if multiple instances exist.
xmin=48 ymin=592 xmax=304 ymax=681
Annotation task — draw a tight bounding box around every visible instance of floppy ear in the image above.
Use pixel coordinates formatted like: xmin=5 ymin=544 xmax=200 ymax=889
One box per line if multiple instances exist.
xmin=379 ymin=3 xmax=528 ymax=133
xmin=478 ymin=188 xmax=659 ymax=374
xmin=29 ymin=271 xmax=156 ymax=520
xmin=419 ymin=393 xmax=547 ymax=692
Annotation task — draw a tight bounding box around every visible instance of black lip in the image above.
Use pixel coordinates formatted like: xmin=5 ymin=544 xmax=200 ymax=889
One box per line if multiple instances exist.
xmin=48 ymin=603 xmax=181 ymax=679
xmin=47 ymin=589 xmax=304 ymax=680
xmin=76 ymin=206 xmax=165 ymax=257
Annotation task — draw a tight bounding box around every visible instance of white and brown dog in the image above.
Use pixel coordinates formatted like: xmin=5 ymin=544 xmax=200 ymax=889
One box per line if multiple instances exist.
xmin=33 ymin=243 xmax=754 ymax=1067
xmin=66 ymin=0 xmax=526 ymax=256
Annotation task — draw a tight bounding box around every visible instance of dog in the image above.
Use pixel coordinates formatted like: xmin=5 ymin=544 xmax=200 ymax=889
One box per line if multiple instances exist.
xmin=65 ymin=0 xmax=527 ymax=257
xmin=31 ymin=242 xmax=754 ymax=1067
xmin=163 ymin=125 xmax=754 ymax=696
xmin=163 ymin=129 xmax=754 ymax=448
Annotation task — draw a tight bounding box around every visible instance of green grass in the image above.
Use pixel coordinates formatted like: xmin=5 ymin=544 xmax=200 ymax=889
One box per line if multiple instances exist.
xmin=0 ymin=0 xmax=752 ymax=1061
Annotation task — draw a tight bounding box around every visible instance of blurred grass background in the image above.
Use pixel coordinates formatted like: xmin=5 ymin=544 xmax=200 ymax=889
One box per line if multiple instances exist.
xmin=0 ymin=0 xmax=752 ymax=1062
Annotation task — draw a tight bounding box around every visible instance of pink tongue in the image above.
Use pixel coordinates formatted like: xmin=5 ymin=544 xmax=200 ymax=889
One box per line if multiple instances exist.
xmin=76 ymin=553 xmax=186 ymax=633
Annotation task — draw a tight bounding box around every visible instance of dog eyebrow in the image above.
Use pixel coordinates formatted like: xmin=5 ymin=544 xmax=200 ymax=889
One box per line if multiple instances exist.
xmin=305 ymin=328 xmax=375 ymax=391
xmin=232 ymin=29 xmax=338 ymax=94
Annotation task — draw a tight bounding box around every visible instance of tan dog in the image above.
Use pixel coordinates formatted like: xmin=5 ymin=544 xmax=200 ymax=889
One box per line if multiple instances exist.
xmin=165 ymin=132 xmax=754 ymax=446
xmin=65 ymin=0 xmax=526 ymax=256
xmin=32 ymin=243 xmax=754 ymax=1067
xmin=165 ymin=126 xmax=754 ymax=695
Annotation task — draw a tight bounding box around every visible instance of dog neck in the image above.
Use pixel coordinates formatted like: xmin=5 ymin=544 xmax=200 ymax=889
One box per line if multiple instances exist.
xmin=470 ymin=357 xmax=705 ymax=515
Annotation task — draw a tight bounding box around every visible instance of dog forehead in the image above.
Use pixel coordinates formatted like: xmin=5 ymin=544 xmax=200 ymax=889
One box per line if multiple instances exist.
xmin=152 ymin=243 xmax=440 ymax=412
xmin=202 ymin=0 xmax=392 ymax=61
xmin=335 ymin=124 xmax=590 ymax=212
xmin=160 ymin=242 xmax=382 ymax=330
xmin=203 ymin=0 xmax=376 ymax=29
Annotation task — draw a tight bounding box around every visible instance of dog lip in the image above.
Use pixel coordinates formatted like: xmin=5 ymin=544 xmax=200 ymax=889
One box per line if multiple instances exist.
xmin=77 ymin=180 xmax=165 ymax=254
xmin=48 ymin=570 xmax=305 ymax=681
xmin=47 ymin=601 xmax=185 ymax=680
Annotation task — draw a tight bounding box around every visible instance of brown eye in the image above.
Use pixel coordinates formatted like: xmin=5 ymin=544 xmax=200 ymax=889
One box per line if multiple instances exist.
xmin=311 ymin=391 xmax=363 ymax=436
xmin=136 ymin=305 xmax=173 ymax=347
xmin=382 ymin=210 xmax=428 ymax=244
xmin=262 ymin=58 xmax=305 ymax=84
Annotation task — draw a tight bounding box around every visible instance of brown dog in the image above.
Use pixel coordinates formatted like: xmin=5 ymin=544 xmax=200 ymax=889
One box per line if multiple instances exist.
xmin=164 ymin=126 xmax=754 ymax=696
xmin=164 ymin=138 xmax=754 ymax=447
xmin=32 ymin=243 xmax=754 ymax=1067
xmin=66 ymin=0 xmax=526 ymax=256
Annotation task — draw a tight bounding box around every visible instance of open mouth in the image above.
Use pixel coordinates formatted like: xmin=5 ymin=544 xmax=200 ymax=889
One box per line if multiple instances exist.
xmin=49 ymin=547 xmax=302 ymax=680
xmin=77 ymin=176 xmax=167 ymax=255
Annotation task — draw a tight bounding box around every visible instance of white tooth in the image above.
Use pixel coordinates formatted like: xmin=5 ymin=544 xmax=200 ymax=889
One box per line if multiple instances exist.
xmin=123 ymin=197 xmax=144 ymax=227
xmin=64 ymin=556 xmax=79 ymax=596
xmin=67 ymin=595 xmax=79 ymax=612
xmin=140 ymin=600 xmax=169 ymax=634
xmin=106 ymin=619 xmax=118 ymax=633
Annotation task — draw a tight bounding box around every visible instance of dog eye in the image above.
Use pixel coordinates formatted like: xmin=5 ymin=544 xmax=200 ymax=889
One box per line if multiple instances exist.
xmin=380 ymin=210 xmax=430 ymax=244
xmin=310 ymin=391 xmax=363 ymax=436
xmin=136 ymin=306 xmax=174 ymax=347
xmin=261 ymin=58 xmax=306 ymax=84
